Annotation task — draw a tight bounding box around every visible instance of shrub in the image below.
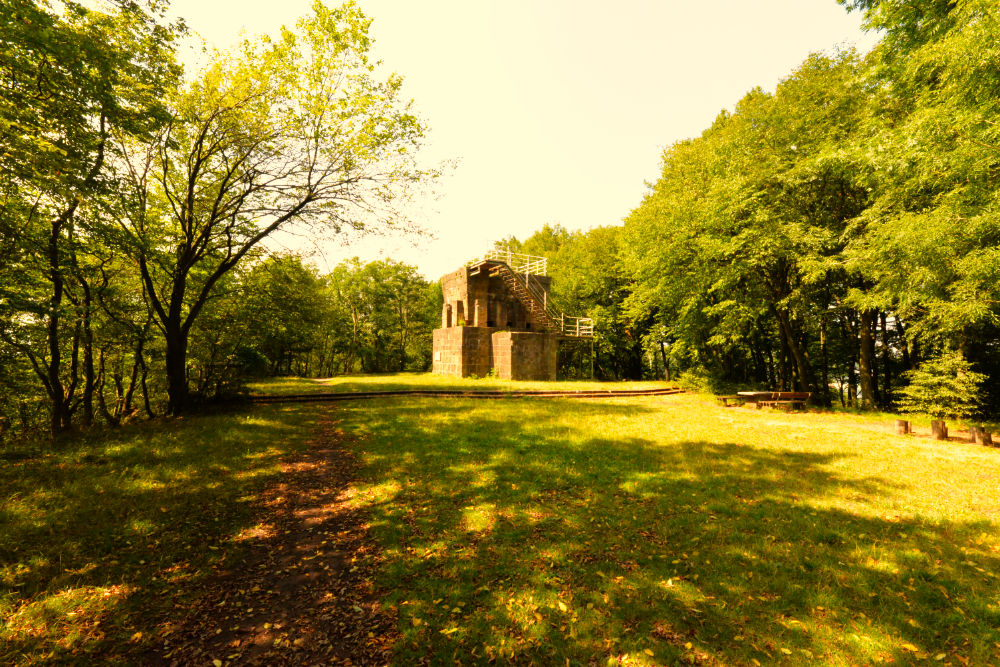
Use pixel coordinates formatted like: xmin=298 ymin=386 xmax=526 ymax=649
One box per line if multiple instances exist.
xmin=896 ymin=351 xmax=986 ymax=419
xmin=676 ymin=365 xmax=718 ymax=393
xmin=235 ymin=346 xmax=271 ymax=378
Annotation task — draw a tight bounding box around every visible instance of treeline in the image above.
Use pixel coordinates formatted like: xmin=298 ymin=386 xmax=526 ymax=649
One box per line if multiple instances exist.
xmin=0 ymin=0 xmax=428 ymax=439
xmin=511 ymin=0 xmax=1000 ymax=416
xmin=192 ymin=255 xmax=440 ymax=381
xmin=4 ymin=0 xmax=999 ymax=442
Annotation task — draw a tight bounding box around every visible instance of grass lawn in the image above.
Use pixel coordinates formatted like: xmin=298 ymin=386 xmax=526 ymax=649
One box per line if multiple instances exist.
xmin=3 ymin=374 xmax=999 ymax=665
xmin=0 ymin=404 xmax=324 ymax=664
xmin=327 ymin=380 xmax=1000 ymax=665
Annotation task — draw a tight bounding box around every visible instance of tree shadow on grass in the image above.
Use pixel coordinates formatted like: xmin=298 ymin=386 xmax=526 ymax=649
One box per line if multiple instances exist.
xmin=339 ymin=399 xmax=1000 ymax=665
xmin=0 ymin=405 xmax=322 ymax=664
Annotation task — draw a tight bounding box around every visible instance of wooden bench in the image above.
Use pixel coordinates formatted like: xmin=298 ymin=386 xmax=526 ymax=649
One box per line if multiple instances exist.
xmin=737 ymin=391 xmax=774 ymax=407
xmin=757 ymin=391 xmax=811 ymax=410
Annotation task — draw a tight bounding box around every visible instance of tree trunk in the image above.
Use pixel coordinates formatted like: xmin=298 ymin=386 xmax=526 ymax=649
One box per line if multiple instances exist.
xmin=80 ymin=280 xmax=95 ymax=428
xmin=899 ymin=318 xmax=911 ymax=370
xmin=46 ymin=216 xmax=69 ymax=437
xmin=775 ymin=309 xmax=814 ymax=393
xmin=847 ymin=366 xmax=857 ymax=408
xmin=778 ymin=332 xmax=790 ymax=391
xmin=164 ymin=323 xmax=188 ymax=416
xmin=819 ymin=316 xmax=831 ymax=406
xmin=880 ymin=312 xmax=892 ymax=409
xmin=765 ymin=344 xmax=776 ymax=389
xmin=858 ymin=310 xmax=877 ymax=409
xmin=139 ymin=350 xmax=155 ymax=418
xmin=96 ymin=349 xmax=120 ymax=426
xmin=840 ymin=316 xmax=858 ymax=407
xmin=123 ymin=353 xmax=141 ymax=415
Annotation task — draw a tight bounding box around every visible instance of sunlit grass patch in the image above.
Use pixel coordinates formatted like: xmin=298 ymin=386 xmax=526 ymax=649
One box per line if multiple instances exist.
xmin=336 ymin=390 xmax=1000 ymax=665
xmin=3 ymin=584 xmax=136 ymax=653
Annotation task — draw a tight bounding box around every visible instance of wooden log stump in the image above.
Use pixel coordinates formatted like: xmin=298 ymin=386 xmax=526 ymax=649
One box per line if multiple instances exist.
xmin=931 ymin=420 xmax=948 ymax=440
xmin=969 ymin=426 xmax=982 ymax=443
xmin=975 ymin=428 xmax=994 ymax=447
xmin=894 ymin=419 xmax=911 ymax=435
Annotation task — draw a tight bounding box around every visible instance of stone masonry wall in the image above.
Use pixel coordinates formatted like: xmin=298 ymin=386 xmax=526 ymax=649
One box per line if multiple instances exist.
xmin=435 ymin=261 xmax=559 ymax=380
xmin=491 ymin=331 xmax=557 ymax=381
xmin=432 ymin=326 xmax=494 ymax=377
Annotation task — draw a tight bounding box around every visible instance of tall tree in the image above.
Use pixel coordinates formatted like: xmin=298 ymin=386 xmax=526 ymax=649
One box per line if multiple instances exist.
xmin=842 ymin=0 xmax=1000 ymax=406
xmin=623 ymin=52 xmax=871 ymax=396
xmin=113 ymin=1 xmax=430 ymax=414
xmin=0 ymin=0 xmax=181 ymax=435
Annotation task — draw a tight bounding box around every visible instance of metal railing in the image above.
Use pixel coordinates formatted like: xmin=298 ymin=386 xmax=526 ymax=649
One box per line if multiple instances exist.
xmin=560 ymin=315 xmax=594 ymax=338
xmin=472 ymin=248 xmax=548 ymax=277
xmin=468 ymin=248 xmax=594 ymax=338
xmin=520 ymin=271 xmax=593 ymax=338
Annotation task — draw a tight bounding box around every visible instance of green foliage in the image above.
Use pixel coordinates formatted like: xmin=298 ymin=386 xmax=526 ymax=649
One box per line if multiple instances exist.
xmin=234 ymin=346 xmax=270 ymax=378
xmin=611 ymin=2 xmax=1000 ymax=414
xmin=501 ymin=224 xmax=644 ymax=379
xmin=324 ymin=257 xmax=438 ymax=374
xmin=621 ymin=51 xmax=872 ymax=398
xmin=110 ymin=1 xmax=432 ymax=414
xmin=0 ymin=0 xmax=183 ymax=436
xmin=674 ymin=365 xmax=722 ymax=394
xmin=896 ymin=350 xmax=986 ymax=419
xmin=183 ymin=253 xmax=438 ymax=387
xmin=0 ymin=1 xmax=438 ymax=435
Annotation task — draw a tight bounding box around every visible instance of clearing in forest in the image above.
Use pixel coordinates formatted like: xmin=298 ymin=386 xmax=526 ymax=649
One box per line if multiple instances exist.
xmin=2 ymin=374 xmax=999 ymax=665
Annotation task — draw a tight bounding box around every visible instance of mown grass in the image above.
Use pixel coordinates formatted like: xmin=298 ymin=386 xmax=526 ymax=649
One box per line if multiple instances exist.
xmin=334 ymin=390 xmax=1000 ymax=665
xmin=0 ymin=404 xmax=322 ymax=665
xmin=248 ymin=373 xmax=672 ymax=395
xmin=5 ymin=375 xmax=999 ymax=665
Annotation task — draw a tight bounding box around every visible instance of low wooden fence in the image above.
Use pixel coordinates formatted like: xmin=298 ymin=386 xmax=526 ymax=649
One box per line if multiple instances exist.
xmin=245 ymin=387 xmax=684 ymax=404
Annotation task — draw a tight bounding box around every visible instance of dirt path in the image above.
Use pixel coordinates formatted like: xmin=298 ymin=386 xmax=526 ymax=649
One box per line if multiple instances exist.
xmin=148 ymin=417 xmax=397 ymax=666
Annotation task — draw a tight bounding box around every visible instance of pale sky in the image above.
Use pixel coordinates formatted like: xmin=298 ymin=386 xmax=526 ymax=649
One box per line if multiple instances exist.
xmin=167 ymin=0 xmax=878 ymax=280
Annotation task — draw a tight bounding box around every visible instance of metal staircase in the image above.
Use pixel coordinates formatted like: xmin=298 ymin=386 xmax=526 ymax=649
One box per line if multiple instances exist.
xmin=467 ymin=250 xmax=594 ymax=338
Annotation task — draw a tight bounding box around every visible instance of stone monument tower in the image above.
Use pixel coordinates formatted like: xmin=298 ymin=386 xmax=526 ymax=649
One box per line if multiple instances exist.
xmin=432 ymin=250 xmax=593 ymax=380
